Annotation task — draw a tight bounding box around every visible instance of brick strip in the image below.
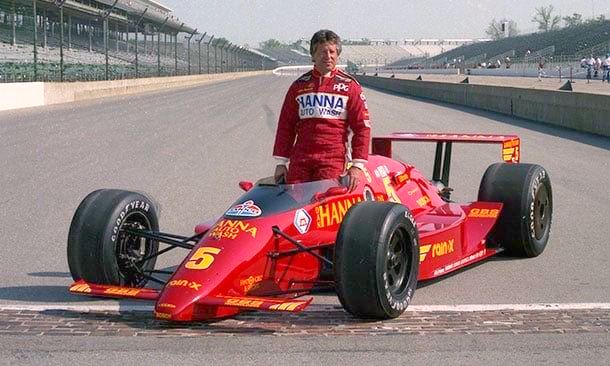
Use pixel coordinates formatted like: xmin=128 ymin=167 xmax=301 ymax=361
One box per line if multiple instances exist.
xmin=0 ymin=305 xmax=608 ymax=337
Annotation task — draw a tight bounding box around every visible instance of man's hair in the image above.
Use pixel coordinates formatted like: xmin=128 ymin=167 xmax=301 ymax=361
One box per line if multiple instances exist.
xmin=310 ymin=29 xmax=342 ymax=57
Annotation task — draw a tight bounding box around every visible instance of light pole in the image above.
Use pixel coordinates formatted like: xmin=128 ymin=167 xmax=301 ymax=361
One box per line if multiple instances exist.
xmin=206 ymin=35 xmax=214 ymax=74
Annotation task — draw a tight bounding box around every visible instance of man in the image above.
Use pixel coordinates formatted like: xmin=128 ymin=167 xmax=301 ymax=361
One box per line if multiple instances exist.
xmin=272 ymin=30 xmax=371 ymax=192
xmin=603 ymin=53 xmax=610 ymax=83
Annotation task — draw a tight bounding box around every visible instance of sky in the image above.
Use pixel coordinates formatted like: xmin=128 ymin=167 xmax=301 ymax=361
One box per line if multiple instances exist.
xmin=159 ymin=0 xmax=610 ymax=47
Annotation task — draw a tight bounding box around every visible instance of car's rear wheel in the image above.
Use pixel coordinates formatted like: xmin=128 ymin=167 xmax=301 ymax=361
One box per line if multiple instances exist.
xmin=334 ymin=201 xmax=419 ymax=319
xmin=67 ymin=189 xmax=159 ymax=287
xmin=478 ymin=163 xmax=553 ymax=257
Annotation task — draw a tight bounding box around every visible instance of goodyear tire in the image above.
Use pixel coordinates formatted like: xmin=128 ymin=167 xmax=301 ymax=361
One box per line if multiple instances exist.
xmin=67 ymin=189 xmax=159 ymax=286
xmin=334 ymin=201 xmax=419 ymax=319
xmin=478 ymin=163 xmax=552 ymax=257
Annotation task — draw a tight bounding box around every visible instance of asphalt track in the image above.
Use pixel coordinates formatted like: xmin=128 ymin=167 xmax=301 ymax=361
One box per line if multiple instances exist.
xmin=1 ymin=74 xmax=609 ymax=364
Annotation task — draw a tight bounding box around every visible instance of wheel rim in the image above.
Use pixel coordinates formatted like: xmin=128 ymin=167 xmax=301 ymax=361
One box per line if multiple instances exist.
xmin=533 ymin=184 xmax=550 ymax=240
xmin=385 ymin=228 xmax=411 ymax=296
xmin=116 ymin=212 xmax=155 ymax=287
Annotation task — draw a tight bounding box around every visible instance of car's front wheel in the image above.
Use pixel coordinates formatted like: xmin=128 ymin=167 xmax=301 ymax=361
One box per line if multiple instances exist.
xmin=67 ymin=189 xmax=159 ymax=287
xmin=334 ymin=201 xmax=419 ymax=319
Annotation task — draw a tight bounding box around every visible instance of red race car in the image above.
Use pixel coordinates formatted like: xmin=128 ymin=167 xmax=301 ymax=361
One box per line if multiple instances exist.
xmin=67 ymin=132 xmax=552 ymax=321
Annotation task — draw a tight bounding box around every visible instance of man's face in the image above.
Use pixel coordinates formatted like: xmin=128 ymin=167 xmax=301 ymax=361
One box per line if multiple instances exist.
xmin=312 ymin=42 xmax=339 ymax=75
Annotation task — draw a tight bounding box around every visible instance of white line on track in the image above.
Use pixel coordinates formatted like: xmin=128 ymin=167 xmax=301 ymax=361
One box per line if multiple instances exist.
xmin=2 ymin=303 xmax=610 ymax=313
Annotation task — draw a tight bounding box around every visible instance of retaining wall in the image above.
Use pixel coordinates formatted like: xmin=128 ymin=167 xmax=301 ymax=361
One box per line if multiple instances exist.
xmin=0 ymin=71 xmax=269 ymax=112
xmin=355 ymin=75 xmax=610 ymax=138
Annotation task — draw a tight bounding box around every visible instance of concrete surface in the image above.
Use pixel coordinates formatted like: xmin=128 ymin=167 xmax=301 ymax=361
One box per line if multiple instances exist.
xmin=0 ymin=71 xmax=270 ymax=112
xmin=0 ymin=74 xmax=609 ymax=362
xmin=357 ymin=74 xmax=610 ymax=137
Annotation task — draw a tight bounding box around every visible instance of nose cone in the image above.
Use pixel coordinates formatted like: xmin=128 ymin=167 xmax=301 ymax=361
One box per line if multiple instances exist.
xmin=154 ymin=217 xmax=277 ymax=321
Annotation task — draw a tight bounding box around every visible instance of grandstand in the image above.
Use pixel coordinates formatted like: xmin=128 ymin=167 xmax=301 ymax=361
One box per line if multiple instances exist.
xmin=256 ymin=46 xmax=310 ymax=65
xmin=412 ymin=19 xmax=610 ymax=69
xmin=257 ymin=38 xmax=473 ymax=68
xmin=0 ymin=0 xmax=276 ymax=82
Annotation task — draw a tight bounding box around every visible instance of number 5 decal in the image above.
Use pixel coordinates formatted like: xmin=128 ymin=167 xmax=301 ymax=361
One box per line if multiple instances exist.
xmin=382 ymin=176 xmax=401 ymax=203
xmin=185 ymin=247 xmax=221 ymax=270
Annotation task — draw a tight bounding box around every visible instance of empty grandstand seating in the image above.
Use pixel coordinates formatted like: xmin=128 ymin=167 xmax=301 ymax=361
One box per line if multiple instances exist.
xmin=0 ymin=0 xmax=274 ymax=81
xmin=428 ymin=19 xmax=610 ymax=67
xmin=256 ymin=47 xmax=310 ymax=65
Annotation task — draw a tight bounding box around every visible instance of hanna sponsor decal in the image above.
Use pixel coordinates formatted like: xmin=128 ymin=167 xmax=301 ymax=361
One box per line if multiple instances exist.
xmin=158 ymin=303 xmax=176 ymax=309
xmin=293 ymin=209 xmax=312 ymax=234
xmin=225 ymin=200 xmax=262 ymax=217
xmin=210 ymin=219 xmax=258 ymax=240
xmin=296 ymin=92 xmax=348 ymax=120
xmin=315 ymin=197 xmax=363 ymax=228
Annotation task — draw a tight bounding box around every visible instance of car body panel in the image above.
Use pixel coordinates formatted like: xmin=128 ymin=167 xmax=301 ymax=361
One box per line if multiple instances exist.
xmin=69 ymin=133 xmax=520 ymax=321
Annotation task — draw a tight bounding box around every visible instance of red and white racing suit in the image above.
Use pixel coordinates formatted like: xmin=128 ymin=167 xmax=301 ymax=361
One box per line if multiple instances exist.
xmin=272 ymin=68 xmax=371 ymax=183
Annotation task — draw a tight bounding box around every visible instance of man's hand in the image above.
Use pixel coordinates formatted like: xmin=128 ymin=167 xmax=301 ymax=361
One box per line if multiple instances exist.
xmin=274 ymin=165 xmax=288 ymax=184
xmin=346 ymin=166 xmax=363 ymax=192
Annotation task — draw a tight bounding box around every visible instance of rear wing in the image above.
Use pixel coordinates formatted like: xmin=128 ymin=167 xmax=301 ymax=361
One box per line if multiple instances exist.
xmin=372 ymin=132 xmax=520 ymax=186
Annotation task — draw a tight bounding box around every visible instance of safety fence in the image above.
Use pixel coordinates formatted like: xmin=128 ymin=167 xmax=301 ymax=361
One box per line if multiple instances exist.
xmin=0 ymin=0 xmax=276 ymax=82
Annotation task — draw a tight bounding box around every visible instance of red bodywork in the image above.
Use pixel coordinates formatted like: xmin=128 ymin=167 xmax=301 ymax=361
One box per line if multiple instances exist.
xmin=70 ymin=132 xmax=521 ymax=321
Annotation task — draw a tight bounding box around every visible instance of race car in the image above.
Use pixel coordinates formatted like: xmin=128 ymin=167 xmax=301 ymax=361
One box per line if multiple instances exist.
xmin=67 ymin=132 xmax=553 ymax=321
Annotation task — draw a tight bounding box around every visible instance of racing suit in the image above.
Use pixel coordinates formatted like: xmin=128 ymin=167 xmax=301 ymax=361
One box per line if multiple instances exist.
xmin=273 ymin=68 xmax=371 ymax=183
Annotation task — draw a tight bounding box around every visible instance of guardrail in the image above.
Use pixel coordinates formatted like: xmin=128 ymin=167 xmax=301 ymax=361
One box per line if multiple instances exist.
xmin=355 ymin=74 xmax=610 ymax=138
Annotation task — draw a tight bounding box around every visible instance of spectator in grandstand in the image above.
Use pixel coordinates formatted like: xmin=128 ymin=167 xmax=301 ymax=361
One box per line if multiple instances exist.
xmin=585 ymin=55 xmax=595 ymax=83
xmin=538 ymin=58 xmax=546 ymax=81
xmin=580 ymin=57 xmax=588 ymax=69
xmin=273 ymin=29 xmax=371 ymax=192
xmin=603 ymin=53 xmax=610 ymax=83
xmin=595 ymin=56 xmax=602 ymax=78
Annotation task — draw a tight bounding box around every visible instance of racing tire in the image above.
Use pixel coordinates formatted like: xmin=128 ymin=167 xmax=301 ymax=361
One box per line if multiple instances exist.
xmin=334 ymin=201 xmax=419 ymax=319
xmin=478 ymin=163 xmax=552 ymax=257
xmin=67 ymin=189 xmax=159 ymax=287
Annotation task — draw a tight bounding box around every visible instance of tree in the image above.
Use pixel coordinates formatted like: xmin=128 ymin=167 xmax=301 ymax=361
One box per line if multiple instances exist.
xmin=259 ymin=39 xmax=285 ymax=49
xmin=563 ymin=13 xmax=583 ymax=27
xmin=485 ymin=19 xmax=520 ymax=40
xmin=214 ymin=37 xmax=229 ymax=45
xmin=532 ymin=5 xmax=561 ymax=32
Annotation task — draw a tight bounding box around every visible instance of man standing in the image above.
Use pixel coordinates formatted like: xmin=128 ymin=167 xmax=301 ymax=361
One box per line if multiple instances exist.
xmin=272 ymin=30 xmax=371 ymax=192
xmin=603 ymin=53 xmax=610 ymax=83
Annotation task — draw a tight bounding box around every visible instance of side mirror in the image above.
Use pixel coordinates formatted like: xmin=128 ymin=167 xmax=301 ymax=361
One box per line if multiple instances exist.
xmin=311 ymin=186 xmax=348 ymax=202
xmin=239 ymin=181 xmax=254 ymax=192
